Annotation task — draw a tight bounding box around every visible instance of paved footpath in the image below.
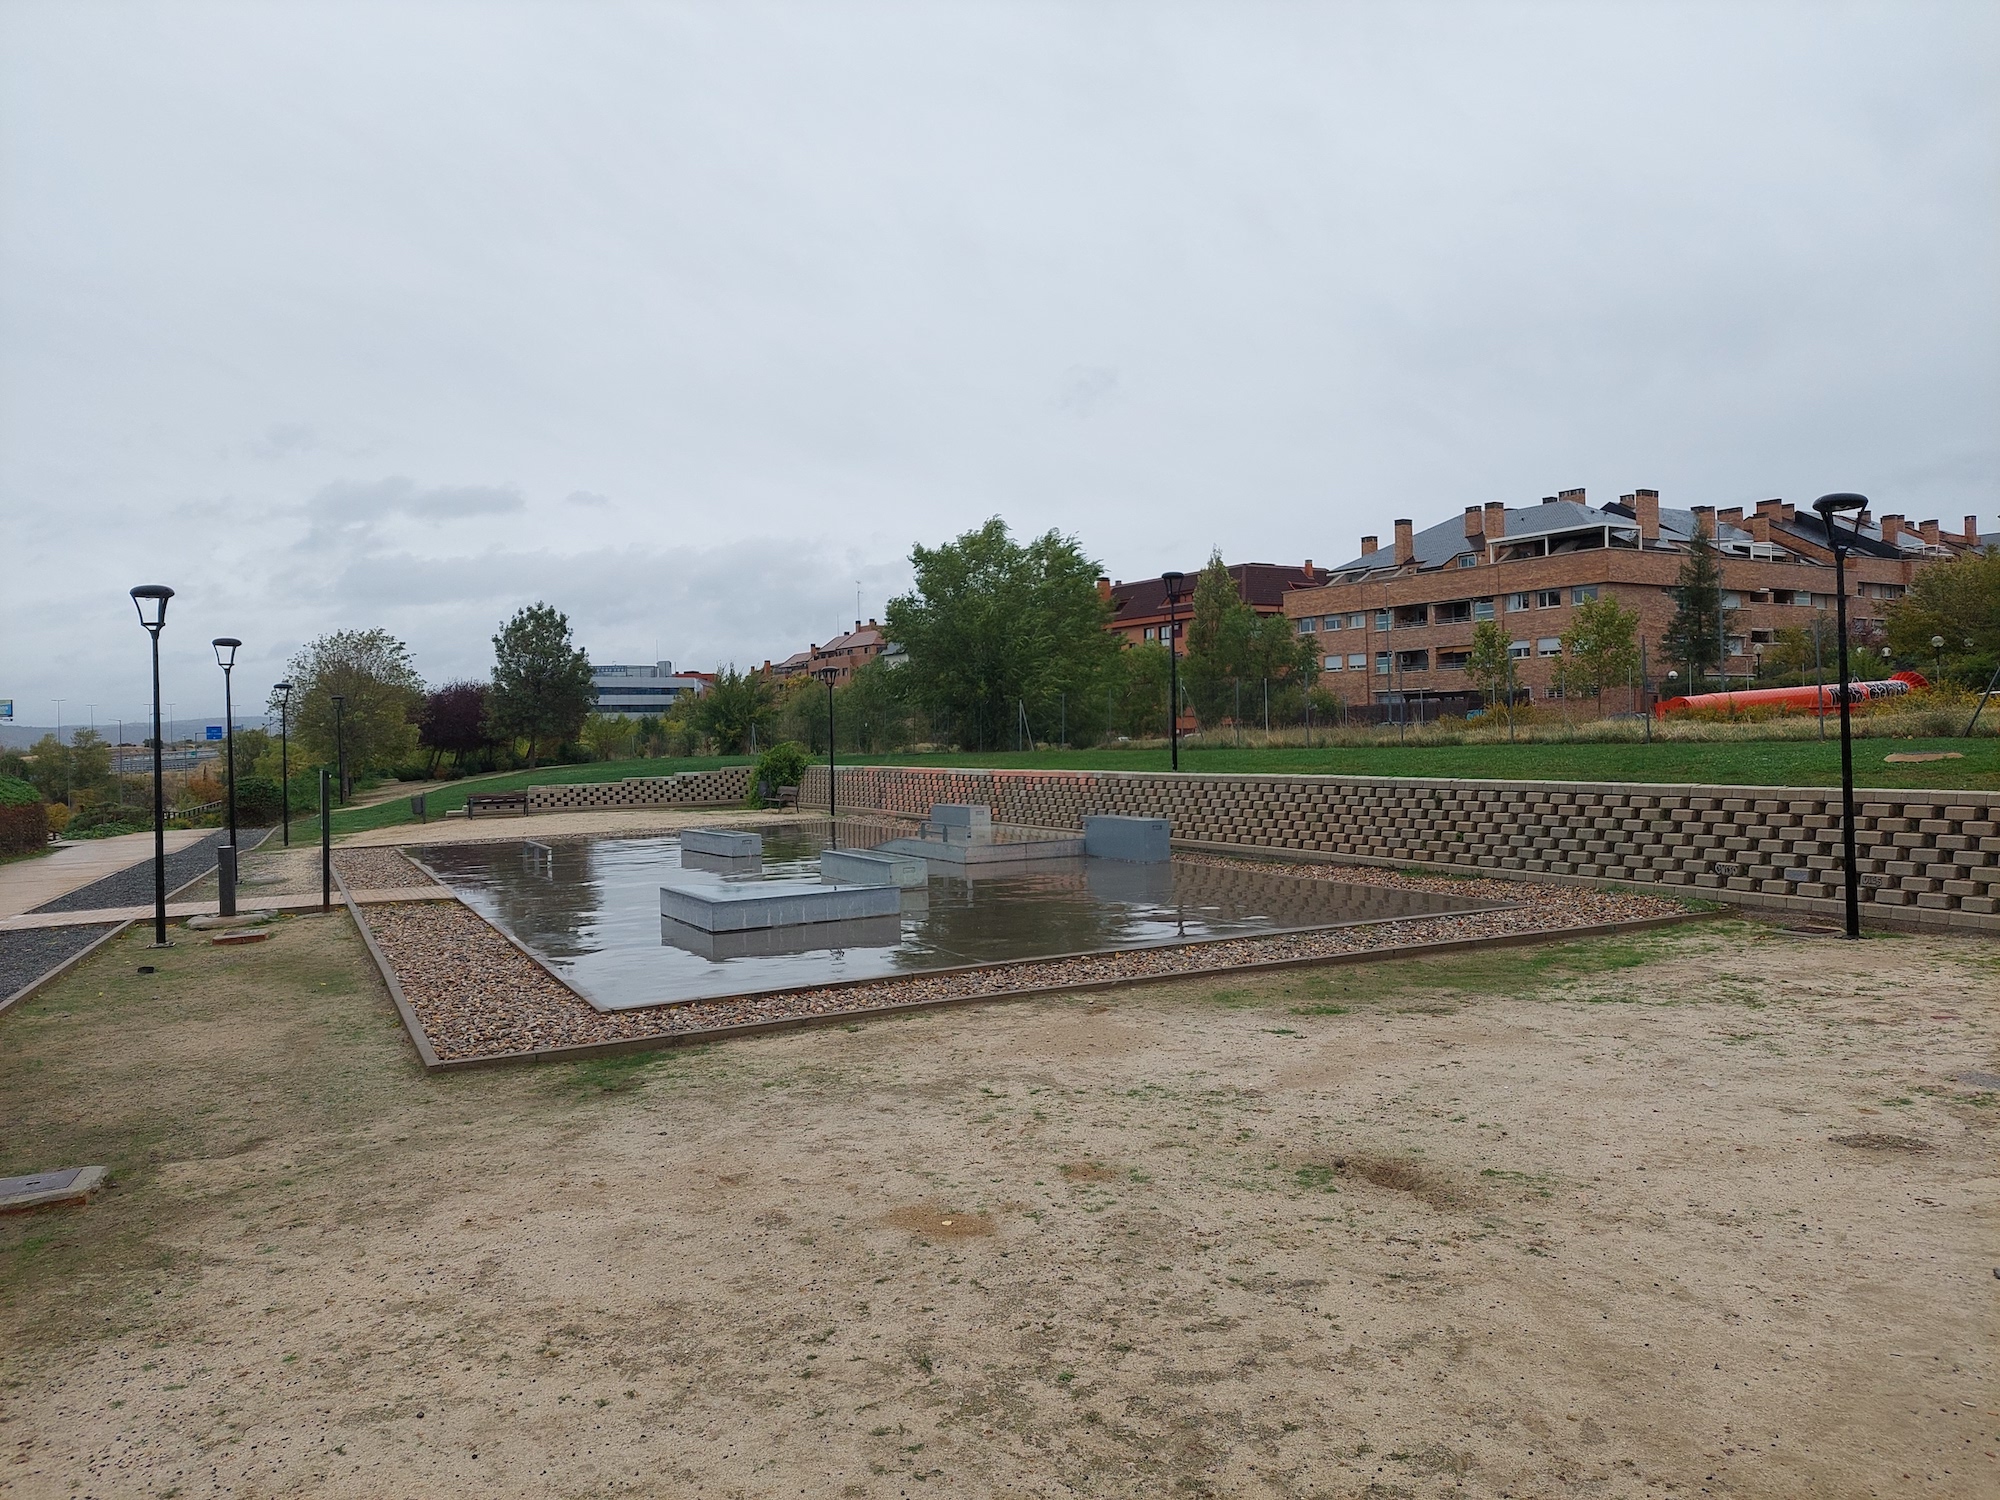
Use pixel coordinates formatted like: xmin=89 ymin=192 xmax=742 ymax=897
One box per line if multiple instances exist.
xmin=0 ymin=829 xmax=213 ymax=919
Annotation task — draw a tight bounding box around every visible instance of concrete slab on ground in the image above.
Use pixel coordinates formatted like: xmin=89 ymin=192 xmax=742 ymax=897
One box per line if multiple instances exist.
xmin=0 ymin=1165 xmax=106 ymax=1213
xmin=0 ymin=829 xmax=211 ymax=919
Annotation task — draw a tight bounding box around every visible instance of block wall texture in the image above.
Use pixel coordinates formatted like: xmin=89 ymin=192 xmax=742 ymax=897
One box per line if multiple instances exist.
xmin=526 ymin=765 xmax=752 ymax=813
xmin=802 ymin=763 xmax=2000 ymax=935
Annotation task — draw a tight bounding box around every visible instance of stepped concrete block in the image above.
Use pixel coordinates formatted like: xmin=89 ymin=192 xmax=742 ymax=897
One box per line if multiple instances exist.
xmin=659 ymin=877 xmax=898 ymax=933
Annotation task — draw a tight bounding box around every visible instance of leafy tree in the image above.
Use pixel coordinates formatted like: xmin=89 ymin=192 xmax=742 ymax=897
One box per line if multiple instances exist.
xmin=695 ymin=667 xmax=777 ymax=754
xmin=1557 ymin=593 xmax=1642 ymax=703
xmin=272 ymin=628 xmax=425 ymax=782
xmin=1107 ymin=641 xmax=1173 ymax=739
xmin=750 ymin=741 xmax=811 ymax=804
xmin=1765 ymin=615 xmax=1841 ymax=678
xmin=836 ymin=658 xmax=919 ymax=752
xmin=488 ymin=604 xmax=594 ymax=767
xmin=1181 ymin=552 xmax=1319 ymax=728
xmin=1886 ymin=546 xmax=2000 ymax=688
xmin=885 ymin=518 xmax=1119 ymax=749
xmin=418 ymin=681 xmax=492 ymax=772
xmin=1662 ymin=521 xmax=1734 ymax=687
xmin=1466 ymin=620 xmax=1519 ymax=734
xmin=579 ymin=712 xmax=639 ymax=761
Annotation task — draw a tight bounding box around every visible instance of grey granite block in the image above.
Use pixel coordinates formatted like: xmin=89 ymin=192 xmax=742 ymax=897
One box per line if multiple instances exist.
xmin=821 ymin=849 xmax=930 ymax=888
xmin=659 ymin=877 xmax=899 ymax=932
xmin=681 ymin=828 xmax=762 ymax=858
xmin=1084 ymin=815 xmax=1171 ymax=863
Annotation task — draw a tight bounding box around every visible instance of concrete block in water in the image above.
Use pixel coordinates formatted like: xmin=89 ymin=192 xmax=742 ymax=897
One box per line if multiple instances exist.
xmin=1084 ymin=815 xmax=1171 ymax=863
xmin=926 ymin=804 xmax=993 ymax=841
xmin=659 ymin=877 xmax=898 ymax=933
xmin=821 ymin=848 xmax=930 ymax=888
xmin=681 ymin=828 xmax=763 ymax=858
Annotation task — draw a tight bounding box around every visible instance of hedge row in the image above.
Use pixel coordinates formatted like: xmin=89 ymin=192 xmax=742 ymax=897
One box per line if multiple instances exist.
xmin=0 ymin=802 xmax=48 ymax=856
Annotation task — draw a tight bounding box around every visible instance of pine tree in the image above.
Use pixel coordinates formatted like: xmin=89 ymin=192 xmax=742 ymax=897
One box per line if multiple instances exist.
xmin=1663 ymin=522 xmax=1734 ymax=688
xmin=488 ymin=603 xmax=595 ymax=766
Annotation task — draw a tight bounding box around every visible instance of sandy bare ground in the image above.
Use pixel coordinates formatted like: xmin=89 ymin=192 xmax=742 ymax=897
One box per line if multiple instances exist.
xmin=1 ymin=912 xmax=1994 ymax=1499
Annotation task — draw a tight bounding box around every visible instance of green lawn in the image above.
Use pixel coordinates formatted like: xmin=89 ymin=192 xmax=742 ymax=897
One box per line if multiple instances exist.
xmin=863 ymin=736 xmax=1998 ymax=791
xmin=293 ymin=755 xmax=755 ymax=843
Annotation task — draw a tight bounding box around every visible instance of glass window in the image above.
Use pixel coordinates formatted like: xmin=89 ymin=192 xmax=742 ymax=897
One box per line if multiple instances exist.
xmin=1457 ymin=553 xmax=1477 ymax=567
xmin=1323 ymin=654 xmax=1342 ymax=671
xmin=1507 ymin=593 xmax=1532 ymax=611
xmin=1509 ymin=640 xmax=1531 ymax=658
xmin=1437 ymin=651 xmax=1470 ymax=670
xmin=1473 ymin=598 xmax=1496 ymax=621
xmin=1537 ymin=637 xmax=1562 ymax=656
xmin=1571 ymin=585 xmax=1599 ymax=604
xmin=1321 ymin=615 xmax=1341 ymax=631
xmin=1721 ymin=591 xmax=1742 ymax=609
xmin=1348 ymin=613 xmax=1366 ymax=630
xmin=1348 ymin=653 xmax=1366 ymax=669
xmin=1296 ymin=617 xmax=1316 ymax=634
xmin=1142 ymin=627 xmax=1154 ymax=641
xmin=1374 ymin=610 xmax=1391 ymax=632
xmin=1536 ymin=589 xmax=1563 ymax=608
xmin=1374 ymin=652 xmax=1391 ymax=675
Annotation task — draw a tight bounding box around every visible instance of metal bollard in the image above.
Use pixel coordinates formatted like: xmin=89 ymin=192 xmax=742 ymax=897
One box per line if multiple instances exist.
xmin=411 ymin=792 xmax=428 ymax=823
xmin=217 ymin=844 xmax=238 ymax=918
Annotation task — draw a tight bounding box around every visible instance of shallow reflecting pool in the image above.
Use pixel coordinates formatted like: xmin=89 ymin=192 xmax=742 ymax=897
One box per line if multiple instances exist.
xmin=417 ymin=820 xmax=1504 ymax=1010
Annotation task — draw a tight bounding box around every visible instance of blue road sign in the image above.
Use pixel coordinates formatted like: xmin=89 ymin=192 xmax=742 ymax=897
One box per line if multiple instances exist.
xmin=205 ymin=724 xmax=224 ymax=741
xmin=0 ymin=699 xmax=12 ymax=720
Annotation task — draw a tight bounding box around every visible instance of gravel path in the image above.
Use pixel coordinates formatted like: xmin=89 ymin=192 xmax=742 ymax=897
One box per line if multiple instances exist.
xmin=332 ymin=848 xmax=433 ymax=891
xmin=31 ymin=827 xmax=271 ymax=914
xmin=0 ymin=923 xmax=121 ymax=1003
xmin=363 ymin=859 xmax=1695 ymax=1062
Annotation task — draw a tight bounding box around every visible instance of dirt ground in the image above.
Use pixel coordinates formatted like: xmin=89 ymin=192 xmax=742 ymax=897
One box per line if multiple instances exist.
xmin=1 ymin=912 xmax=1994 ymax=1499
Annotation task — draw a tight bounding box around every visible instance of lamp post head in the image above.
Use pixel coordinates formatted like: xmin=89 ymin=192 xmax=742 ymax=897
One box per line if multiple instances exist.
xmin=1812 ymin=493 xmax=1868 ymax=516
xmin=129 ymin=584 xmax=174 ymax=633
xmin=1160 ymin=570 xmax=1186 ymax=602
xmin=1931 ymin=635 xmax=1945 ymax=650
xmin=212 ymin=637 xmax=241 ymax=670
xmin=275 ymin=681 xmax=293 ymax=702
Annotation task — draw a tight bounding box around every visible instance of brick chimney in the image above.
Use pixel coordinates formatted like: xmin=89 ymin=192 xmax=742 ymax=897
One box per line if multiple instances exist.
xmin=1096 ymin=576 xmax=1111 ymax=601
xmin=1689 ymin=504 xmax=1716 ymax=536
xmin=1303 ymin=559 xmax=1315 ymax=580
xmin=1919 ymin=519 xmax=1941 ymax=545
xmin=1878 ymin=515 xmax=1903 ymax=547
xmin=1360 ymin=535 xmax=1378 ymax=556
xmin=1966 ymin=516 xmax=1980 ymax=543
xmin=1463 ymin=505 xmax=1483 ymax=540
xmin=1633 ymin=488 xmax=1660 ymax=541
xmin=1558 ymin=487 xmax=1585 ymax=507
xmin=1541 ymin=495 xmax=1558 ymax=505
xmin=1717 ymin=506 xmax=1743 ymax=531
xmin=1393 ymin=518 xmax=1415 ymax=565
xmin=1746 ymin=513 xmax=1773 ymax=544
xmin=1482 ymin=501 xmax=1506 ymax=538
xmin=1754 ymin=498 xmax=1784 ymax=519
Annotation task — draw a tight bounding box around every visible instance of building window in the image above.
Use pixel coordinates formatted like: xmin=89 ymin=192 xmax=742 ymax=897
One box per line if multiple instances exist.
xmin=1537 ymin=637 xmax=1562 ymax=656
xmin=1472 ymin=598 xmax=1496 ymax=621
xmin=1374 ymin=610 xmax=1391 ymax=632
xmin=1721 ymin=592 xmax=1742 ymax=609
xmin=1536 ymin=589 xmax=1563 ymax=608
xmin=1507 ymin=593 xmax=1532 ymax=612
xmin=1457 ymin=553 xmax=1477 ymax=567
xmin=1297 ymin=618 xmax=1316 ymax=634
xmin=1395 ymin=650 xmax=1430 ymax=672
xmin=1435 ymin=600 xmax=1472 ymax=624
xmin=1323 ymin=655 xmax=1342 ymax=671
xmin=1509 ymin=640 xmax=1531 ymax=659
xmin=1571 ymin=585 xmax=1599 ymax=604
xmin=1142 ymin=627 xmax=1154 ymax=641
xmin=1321 ymin=615 xmax=1341 ymax=631
xmin=1347 ymin=613 xmax=1365 ymax=630
xmin=1374 ymin=652 xmax=1391 ymax=675
xmin=1393 ymin=604 xmax=1429 ymax=628
xmin=1348 ymin=653 xmax=1366 ymax=670
xmin=1437 ymin=650 xmax=1470 ymax=670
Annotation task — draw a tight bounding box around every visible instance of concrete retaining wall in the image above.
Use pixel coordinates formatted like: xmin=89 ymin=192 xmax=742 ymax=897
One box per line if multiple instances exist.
xmin=802 ymin=763 xmax=2000 ymax=935
xmin=526 ymin=765 xmax=752 ymax=813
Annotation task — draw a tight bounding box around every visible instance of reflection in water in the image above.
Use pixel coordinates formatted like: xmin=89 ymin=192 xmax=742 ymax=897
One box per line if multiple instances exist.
xmin=418 ymin=820 xmax=1500 ymax=1011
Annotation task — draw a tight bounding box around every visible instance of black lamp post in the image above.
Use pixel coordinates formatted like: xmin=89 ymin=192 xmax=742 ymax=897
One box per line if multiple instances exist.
xmin=1813 ymin=492 xmax=1868 ymax=939
xmin=212 ymin=638 xmax=241 ymax=848
xmin=1931 ymin=635 xmax=1945 ymax=681
xmin=129 ymin=585 xmax=174 ymax=947
xmin=275 ymin=681 xmax=293 ymax=847
xmin=331 ymin=694 xmax=347 ymax=806
xmin=1161 ymin=571 xmax=1185 ymax=772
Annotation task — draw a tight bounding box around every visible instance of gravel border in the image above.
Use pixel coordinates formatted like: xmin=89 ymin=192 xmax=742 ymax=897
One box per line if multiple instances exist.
xmin=356 ymin=858 xmax=1700 ymax=1067
xmin=0 ymin=923 xmax=123 ymax=1013
xmin=30 ymin=827 xmax=272 ymax=914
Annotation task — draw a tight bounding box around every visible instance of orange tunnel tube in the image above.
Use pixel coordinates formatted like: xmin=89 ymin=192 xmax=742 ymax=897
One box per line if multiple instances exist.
xmin=1654 ymin=671 xmax=1928 ymax=718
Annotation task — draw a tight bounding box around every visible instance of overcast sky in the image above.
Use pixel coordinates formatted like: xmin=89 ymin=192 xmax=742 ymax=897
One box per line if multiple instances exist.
xmin=2 ymin=0 xmax=1994 ymax=734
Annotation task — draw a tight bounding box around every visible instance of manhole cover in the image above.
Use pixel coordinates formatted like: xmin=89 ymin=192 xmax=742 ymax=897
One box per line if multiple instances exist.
xmin=1956 ymin=1070 xmax=2000 ymax=1090
xmin=0 ymin=1168 xmax=82 ymax=1196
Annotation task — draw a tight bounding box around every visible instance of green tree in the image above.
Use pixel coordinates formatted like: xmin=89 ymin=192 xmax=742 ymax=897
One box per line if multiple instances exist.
xmin=1662 ymin=521 xmax=1734 ymax=688
xmin=1180 ymin=552 xmax=1319 ymax=728
xmin=695 ymin=667 xmax=778 ymax=754
xmin=1765 ymin=615 xmax=1841 ymax=678
xmin=1466 ymin=620 xmax=1519 ymax=734
xmin=1886 ymin=546 xmax=2000 ymax=688
xmin=836 ymin=658 xmax=919 ymax=752
xmin=885 ymin=518 xmax=1119 ymax=749
xmin=488 ymin=604 xmax=594 ymax=767
xmin=270 ymin=629 xmax=424 ymax=780
xmin=579 ymin=712 xmax=638 ymax=761
xmin=1558 ymin=593 xmax=1642 ymax=704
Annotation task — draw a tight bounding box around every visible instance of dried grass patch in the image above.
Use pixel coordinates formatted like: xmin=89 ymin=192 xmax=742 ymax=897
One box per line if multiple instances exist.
xmin=882 ymin=1204 xmax=996 ymax=1238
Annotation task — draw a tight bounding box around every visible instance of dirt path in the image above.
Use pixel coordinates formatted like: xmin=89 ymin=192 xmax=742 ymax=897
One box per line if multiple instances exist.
xmin=1 ymin=916 xmax=1993 ymax=1497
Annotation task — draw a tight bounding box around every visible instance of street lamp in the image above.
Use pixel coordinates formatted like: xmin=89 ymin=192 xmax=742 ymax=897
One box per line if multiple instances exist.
xmin=814 ymin=666 xmax=838 ymax=845
xmin=129 ymin=585 xmax=174 ymax=946
xmin=1161 ymin=571 xmax=1185 ymax=772
xmin=212 ymin=638 xmax=241 ymax=849
xmin=331 ymin=694 xmax=347 ymax=806
xmin=1813 ymin=491 xmax=1868 ymax=939
xmin=274 ymin=681 xmax=294 ymax=847
xmin=1931 ymin=635 xmax=1945 ymax=680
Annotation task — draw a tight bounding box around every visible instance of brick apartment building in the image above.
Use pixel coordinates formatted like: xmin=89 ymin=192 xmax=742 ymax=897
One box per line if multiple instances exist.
xmin=1101 ymin=562 xmax=1323 ymax=646
xmin=763 ymin=619 xmax=889 ymax=687
xmin=1284 ymin=488 xmax=1985 ymax=710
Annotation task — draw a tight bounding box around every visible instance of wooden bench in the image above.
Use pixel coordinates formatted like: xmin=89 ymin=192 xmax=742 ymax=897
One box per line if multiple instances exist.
xmin=465 ymin=792 xmax=529 ymax=818
xmin=772 ymin=785 xmax=800 ymax=810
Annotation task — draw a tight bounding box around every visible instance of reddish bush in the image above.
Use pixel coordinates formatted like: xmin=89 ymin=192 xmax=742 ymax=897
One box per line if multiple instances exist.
xmin=0 ymin=803 xmax=48 ymax=855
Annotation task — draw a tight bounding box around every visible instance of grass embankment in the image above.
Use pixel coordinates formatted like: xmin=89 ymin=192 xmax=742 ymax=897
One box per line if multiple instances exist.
xmin=292 ymin=755 xmax=754 ymax=844
xmin=869 ymin=735 xmax=1998 ymax=790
